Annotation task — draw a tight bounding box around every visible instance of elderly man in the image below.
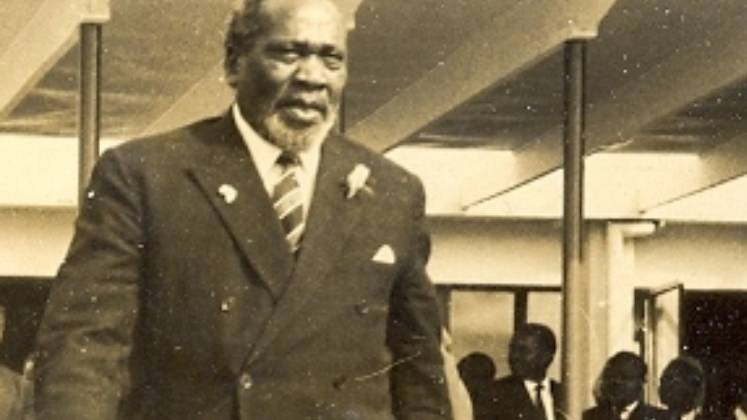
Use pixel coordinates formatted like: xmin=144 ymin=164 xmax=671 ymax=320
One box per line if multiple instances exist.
xmin=492 ymin=323 xmax=564 ymax=420
xmin=33 ymin=0 xmax=452 ymax=419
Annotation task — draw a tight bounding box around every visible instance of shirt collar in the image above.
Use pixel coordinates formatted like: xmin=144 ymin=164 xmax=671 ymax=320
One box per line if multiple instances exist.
xmin=620 ymin=400 xmax=639 ymax=420
xmin=232 ymin=103 xmax=322 ymax=175
xmin=523 ymin=377 xmax=551 ymax=395
xmin=682 ymin=410 xmax=698 ymax=420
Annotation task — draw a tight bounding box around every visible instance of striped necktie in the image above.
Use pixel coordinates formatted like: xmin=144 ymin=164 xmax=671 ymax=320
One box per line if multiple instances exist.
xmin=272 ymin=151 xmax=304 ymax=252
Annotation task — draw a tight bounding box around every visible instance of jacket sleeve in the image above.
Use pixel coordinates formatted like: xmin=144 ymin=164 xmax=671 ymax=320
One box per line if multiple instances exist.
xmin=387 ymin=177 xmax=453 ymax=420
xmin=34 ymin=148 xmax=144 ymax=420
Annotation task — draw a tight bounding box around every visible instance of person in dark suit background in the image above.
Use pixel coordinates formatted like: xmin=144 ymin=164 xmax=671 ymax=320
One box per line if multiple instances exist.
xmin=457 ymin=352 xmax=499 ymax=420
xmin=492 ymin=323 xmax=564 ymax=420
xmin=659 ymin=356 xmax=706 ymax=420
xmin=0 ymin=306 xmax=23 ymax=420
xmin=584 ymin=351 xmax=668 ymax=420
xmin=32 ymin=0 xmax=452 ymax=419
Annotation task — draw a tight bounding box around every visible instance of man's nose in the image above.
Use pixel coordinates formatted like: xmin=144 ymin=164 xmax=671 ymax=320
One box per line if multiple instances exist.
xmin=294 ymin=56 xmax=328 ymax=88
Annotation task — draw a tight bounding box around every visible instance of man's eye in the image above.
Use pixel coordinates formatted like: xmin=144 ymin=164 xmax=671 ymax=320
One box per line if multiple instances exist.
xmin=271 ymin=48 xmax=300 ymax=63
xmin=323 ymin=54 xmax=345 ymax=69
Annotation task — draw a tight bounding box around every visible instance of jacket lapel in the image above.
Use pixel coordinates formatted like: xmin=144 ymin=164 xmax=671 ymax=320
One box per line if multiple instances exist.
xmin=246 ymin=136 xmax=366 ymax=364
xmin=188 ymin=113 xmax=294 ymax=300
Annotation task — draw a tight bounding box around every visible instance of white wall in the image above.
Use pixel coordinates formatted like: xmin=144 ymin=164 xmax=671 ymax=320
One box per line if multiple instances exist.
xmin=0 ymin=135 xmax=122 ymax=208
xmin=637 ymin=223 xmax=747 ymax=290
xmin=429 ymin=218 xmax=747 ymax=289
xmin=428 ymin=217 xmax=562 ymax=286
xmin=5 ymin=209 xmax=746 ymax=290
xmin=0 ymin=209 xmax=75 ymax=277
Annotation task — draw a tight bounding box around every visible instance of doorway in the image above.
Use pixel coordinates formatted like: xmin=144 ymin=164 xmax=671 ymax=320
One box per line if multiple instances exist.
xmin=682 ymin=291 xmax=747 ymax=419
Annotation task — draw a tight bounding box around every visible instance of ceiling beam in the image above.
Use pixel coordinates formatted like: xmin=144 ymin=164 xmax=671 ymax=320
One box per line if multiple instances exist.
xmin=462 ymin=8 xmax=747 ymax=208
xmin=639 ymin=133 xmax=747 ymax=212
xmin=346 ymin=0 xmax=616 ymax=152
xmin=463 ymin=153 xmax=700 ymax=219
xmin=0 ymin=1 xmax=43 ymax=53
xmin=142 ymin=64 xmax=233 ymax=136
xmin=0 ymin=0 xmax=110 ymax=119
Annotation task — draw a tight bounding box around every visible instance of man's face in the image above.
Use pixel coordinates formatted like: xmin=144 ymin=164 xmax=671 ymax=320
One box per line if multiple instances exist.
xmin=508 ymin=334 xmax=553 ymax=381
xmin=230 ymin=0 xmax=348 ymax=152
xmin=603 ymin=361 xmax=645 ymax=408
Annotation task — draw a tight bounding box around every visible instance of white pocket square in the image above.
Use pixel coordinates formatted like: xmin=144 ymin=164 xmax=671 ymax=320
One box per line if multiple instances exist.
xmin=372 ymin=245 xmax=396 ymax=264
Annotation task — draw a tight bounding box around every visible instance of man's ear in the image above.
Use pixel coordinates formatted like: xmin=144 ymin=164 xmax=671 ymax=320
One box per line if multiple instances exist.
xmin=541 ymin=352 xmax=555 ymax=370
xmin=225 ymin=70 xmax=238 ymax=88
xmin=223 ymin=59 xmax=238 ymax=88
xmin=224 ymin=52 xmax=241 ymax=88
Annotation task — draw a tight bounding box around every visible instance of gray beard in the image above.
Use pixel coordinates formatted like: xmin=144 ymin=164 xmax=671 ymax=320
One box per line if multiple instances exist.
xmin=261 ymin=111 xmax=337 ymax=153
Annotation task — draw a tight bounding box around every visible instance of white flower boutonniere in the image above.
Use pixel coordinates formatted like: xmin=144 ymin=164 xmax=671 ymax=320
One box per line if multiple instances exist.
xmin=345 ymin=164 xmax=373 ymax=199
xmin=218 ymin=184 xmax=238 ymax=204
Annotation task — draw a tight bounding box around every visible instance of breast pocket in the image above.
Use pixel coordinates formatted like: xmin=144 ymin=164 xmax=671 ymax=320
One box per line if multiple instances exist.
xmin=356 ymin=258 xmax=398 ymax=298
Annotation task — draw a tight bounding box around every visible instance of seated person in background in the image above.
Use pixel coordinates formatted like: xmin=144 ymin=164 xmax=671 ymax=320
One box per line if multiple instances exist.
xmin=17 ymin=355 xmax=36 ymax=420
xmin=492 ymin=323 xmax=564 ymax=420
xmin=0 ymin=305 xmax=23 ymax=420
xmin=458 ymin=352 xmax=499 ymax=420
xmin=442 ymin=331 xmax=474 ymax=420
xmin=659 ymin=356 xmax=706 ymax=420
xmin=584 ymin=351 xmax=668 ymax=420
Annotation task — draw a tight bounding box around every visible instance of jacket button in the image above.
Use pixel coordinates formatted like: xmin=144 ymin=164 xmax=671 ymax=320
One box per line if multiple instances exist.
xmin=220 ymin=297 xmax=236 ymax=312
xmin=332 ymin=375 xmax=348 ymax=390
xmin=238 ymin=373 xmax=254 ymax=390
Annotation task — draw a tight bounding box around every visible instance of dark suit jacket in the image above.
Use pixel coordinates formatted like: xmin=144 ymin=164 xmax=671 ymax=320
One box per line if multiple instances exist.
xmin=583 ymin=402 xmax=669 ymax=420
xmin=33 ymin=113 xmax=451 ymax=420
xmin=492 ymin=375 xmax=564 ymax=420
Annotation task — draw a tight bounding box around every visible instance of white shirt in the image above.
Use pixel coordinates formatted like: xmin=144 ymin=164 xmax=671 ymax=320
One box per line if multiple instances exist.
xmin=232 ymin=103 xmax=321 ymax=217
xmin=680 ymin=410 xmax=697 ymax=420
xmin=523 ymin=378 xmax=555 ymax=420
xmin=735 ymin=406 xmax=747 ymax=420
xmin=619 ymin=401 xmax=639 ymax=420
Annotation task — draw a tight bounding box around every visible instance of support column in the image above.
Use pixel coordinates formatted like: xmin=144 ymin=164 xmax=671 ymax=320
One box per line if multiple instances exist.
xmin=560 ymin=39 xmax=587 ymax=420
xmin=514 ymin=290 xmax=528 ymax=329
xmin=580 ymin=221 xmax=661 ymax=411
xmin=567 ymin=221 xmax=650 ymax=415
xmin=78 ymin=23 xmax=102 ymax=204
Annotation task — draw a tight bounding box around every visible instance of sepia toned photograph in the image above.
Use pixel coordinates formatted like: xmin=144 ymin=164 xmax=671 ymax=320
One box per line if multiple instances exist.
xmin=1 ymin=0 xmax=747 ymax=419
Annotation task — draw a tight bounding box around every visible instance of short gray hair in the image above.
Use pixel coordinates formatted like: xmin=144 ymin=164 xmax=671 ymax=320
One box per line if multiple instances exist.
xmin=224 ymin=0 xmax=267 ymax=86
